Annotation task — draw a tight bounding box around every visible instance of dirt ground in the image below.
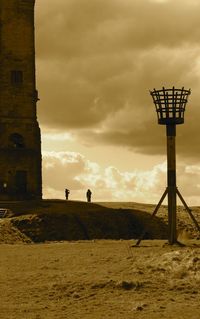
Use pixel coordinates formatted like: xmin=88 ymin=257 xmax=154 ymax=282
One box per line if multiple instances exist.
xmin=1 ymin=239 xmax=200 ymax=319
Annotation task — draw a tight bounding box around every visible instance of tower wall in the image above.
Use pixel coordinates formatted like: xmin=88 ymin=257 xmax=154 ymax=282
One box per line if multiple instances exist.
xmin=0 ymin=0 xmax=42 ymax=200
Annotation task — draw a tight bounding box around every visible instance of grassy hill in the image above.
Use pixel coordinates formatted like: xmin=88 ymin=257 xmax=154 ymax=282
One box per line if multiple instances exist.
xmin=1 ymin=199 xmax=199 ymax=243
xmin=0 ymin=200 xmax=168 ymax=243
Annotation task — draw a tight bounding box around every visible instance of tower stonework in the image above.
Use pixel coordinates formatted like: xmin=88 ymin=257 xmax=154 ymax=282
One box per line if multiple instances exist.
xmin=0 ymin=0 xmax=42 ymax=200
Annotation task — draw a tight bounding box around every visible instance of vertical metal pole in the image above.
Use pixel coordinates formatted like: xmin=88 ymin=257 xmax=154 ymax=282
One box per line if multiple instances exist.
xmin=166 ymin=125 xmax=177 ymax=244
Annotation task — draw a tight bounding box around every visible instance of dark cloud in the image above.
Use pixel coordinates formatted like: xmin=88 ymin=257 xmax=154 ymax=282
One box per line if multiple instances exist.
xmin=36 ymin=0 xmax=200 ymax=158
xmin=36 ymin=0 xmax=200 ymax=58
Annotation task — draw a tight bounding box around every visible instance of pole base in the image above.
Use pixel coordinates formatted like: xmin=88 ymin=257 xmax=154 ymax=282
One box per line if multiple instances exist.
xmin=134 ymin=187 xmax=200 ymax=246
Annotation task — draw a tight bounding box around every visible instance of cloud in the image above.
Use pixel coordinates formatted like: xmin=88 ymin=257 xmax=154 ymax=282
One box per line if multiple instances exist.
xmin=42 ymin=150 xmax=166 ymax=202
xmin=36 ymin=0 xmax=200 ymax=158
xmin=42 ymin=151 xmax=200 ymax=205
xmin=42 ymin=151 xmax=85 ymax=192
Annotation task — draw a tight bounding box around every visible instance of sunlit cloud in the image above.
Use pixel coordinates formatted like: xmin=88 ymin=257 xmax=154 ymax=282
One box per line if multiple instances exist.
xmin=149 ymin=0 xmax=170 ymax=3
xmin=42 ymin=151 xmax=200 ymax=205
xmin=42 ymin=132 xmax=74 ymax=142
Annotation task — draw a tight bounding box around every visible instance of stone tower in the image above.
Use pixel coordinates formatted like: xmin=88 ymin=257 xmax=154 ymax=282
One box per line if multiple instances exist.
xmin=0 ymin=0 xmax=42 ymax=200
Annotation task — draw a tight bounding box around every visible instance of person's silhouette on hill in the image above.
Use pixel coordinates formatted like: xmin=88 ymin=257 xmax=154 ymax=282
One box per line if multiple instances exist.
xmin=65 ymin=188 xmax=70 ymax=200
xmin=86 ymin=189 xmax=92 ymax=202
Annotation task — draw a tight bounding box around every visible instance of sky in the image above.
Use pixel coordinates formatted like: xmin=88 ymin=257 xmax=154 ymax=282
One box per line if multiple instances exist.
xmin=35 ymin=0 xmax=200 ymax=204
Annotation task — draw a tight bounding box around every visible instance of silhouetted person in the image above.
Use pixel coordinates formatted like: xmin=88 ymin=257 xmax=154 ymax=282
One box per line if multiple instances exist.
xmin=86 ymin=189 xmax=92 ymax=202
xmin=65 ymin=188 xmax=70 ymax=200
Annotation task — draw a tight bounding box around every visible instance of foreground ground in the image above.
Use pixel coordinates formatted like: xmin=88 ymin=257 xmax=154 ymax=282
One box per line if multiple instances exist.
xmin=1 ymin=240 xmax=200 ymax=319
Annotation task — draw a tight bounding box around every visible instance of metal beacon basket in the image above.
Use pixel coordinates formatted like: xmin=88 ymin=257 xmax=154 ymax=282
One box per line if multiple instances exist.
xmin=150 ymin=87 xmax=191 ymax=125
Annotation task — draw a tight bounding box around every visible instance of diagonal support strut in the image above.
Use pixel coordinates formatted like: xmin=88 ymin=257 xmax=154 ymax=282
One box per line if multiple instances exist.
xmin=135 ymin=187 xmax=200 ymax=246
xmin=176 ymin=188 xmax=200 ymax=234
xmin=135 ymin=188 xmax=168 ymax=246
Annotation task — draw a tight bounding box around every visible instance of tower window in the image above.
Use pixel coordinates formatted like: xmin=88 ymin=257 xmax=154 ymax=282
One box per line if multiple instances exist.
xmin=11 ymin=70 xmax=23 ymax=85
xmin=9 ymin=133 xmax=25 ymax=148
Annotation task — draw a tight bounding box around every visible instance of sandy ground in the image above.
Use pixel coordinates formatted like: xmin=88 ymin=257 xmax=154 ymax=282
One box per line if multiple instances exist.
xmin=1 ymin=240 xmax=200 ymax=319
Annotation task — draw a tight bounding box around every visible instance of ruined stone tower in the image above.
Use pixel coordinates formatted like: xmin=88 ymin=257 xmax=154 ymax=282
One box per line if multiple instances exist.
xmin=0 ymin=0 xmax=42 ymax=200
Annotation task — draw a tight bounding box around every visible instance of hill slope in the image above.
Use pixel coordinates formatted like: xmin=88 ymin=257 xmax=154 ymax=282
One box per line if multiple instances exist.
xmin=0 ymin=200 xmax=168 ymax=243
xmin=1 ymin=199 xmax=199 ymax=243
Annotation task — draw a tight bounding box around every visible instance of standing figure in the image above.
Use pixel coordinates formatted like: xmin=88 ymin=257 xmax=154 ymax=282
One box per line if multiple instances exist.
xmin=86 ymin=189 xmax=92 ymax=202
xmin=65 ymin=188 xmax=70 ymax=200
